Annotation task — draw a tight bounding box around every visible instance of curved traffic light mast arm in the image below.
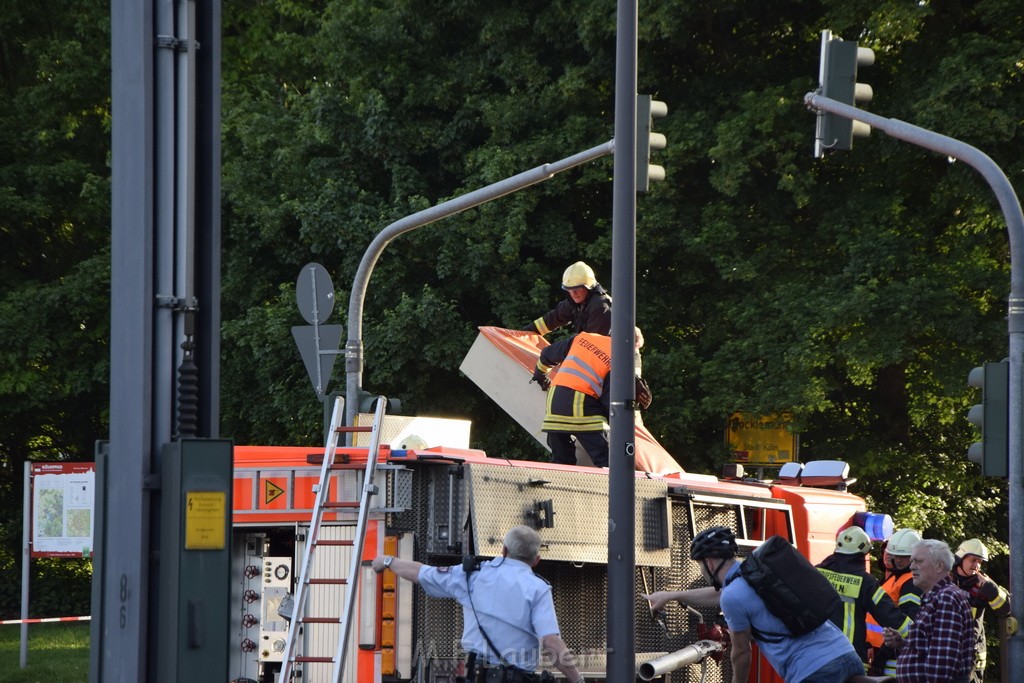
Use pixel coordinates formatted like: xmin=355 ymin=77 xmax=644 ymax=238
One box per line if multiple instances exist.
xmin=343 ymin=140 xmax=615 ymax=432
xmin=806 ymin=89 xmax=1024 ymax=670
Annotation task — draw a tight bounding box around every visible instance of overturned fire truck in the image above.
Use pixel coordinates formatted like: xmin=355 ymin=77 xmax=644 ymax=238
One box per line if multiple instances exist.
xmin=228 ymin=328 xmax=879 ymax=683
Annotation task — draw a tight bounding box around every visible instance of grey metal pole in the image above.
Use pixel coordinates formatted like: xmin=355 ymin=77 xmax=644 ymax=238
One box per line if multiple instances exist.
xmin=807 ymin=92 xmax=1024 ymax=673
xmin=20 ymin=462 xmax=29 ymax=669
xmin=608 ymin=0 xmax=638 ymax=681
xmin=343 ymin=142 xmax=615 ymax=434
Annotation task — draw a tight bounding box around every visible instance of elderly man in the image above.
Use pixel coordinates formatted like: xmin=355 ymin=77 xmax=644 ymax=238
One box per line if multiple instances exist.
xmin=372 ymin=525 xmax=584 ymax=683
xmin=883 ymin=539 xmax=975 ymax=683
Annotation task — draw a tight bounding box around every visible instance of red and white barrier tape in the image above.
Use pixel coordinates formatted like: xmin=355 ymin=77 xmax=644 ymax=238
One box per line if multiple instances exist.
xmin=0 ymin=615 xmax=91 ymax=625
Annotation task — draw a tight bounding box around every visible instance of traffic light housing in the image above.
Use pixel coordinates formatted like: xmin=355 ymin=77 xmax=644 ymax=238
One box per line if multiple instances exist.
xmin=967 ymin=361 xmax=1009 ymax=477
xmin=357 ymin=389 xmax=401 ymax=415
xmin=815 ymin=29 xmax=874 ymax=157
xmin=636 ymin=94 xmax=667 ymax=192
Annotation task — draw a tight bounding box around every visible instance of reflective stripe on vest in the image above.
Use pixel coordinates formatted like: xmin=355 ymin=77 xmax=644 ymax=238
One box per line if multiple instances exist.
xmin=866 ymin=572 xmax=914 ymax=648
xmin=551 ymin=333 xmax=611 ymax=399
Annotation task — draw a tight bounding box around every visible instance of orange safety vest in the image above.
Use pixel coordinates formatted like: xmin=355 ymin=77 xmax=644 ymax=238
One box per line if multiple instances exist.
xmin=550 ymin=333 xmax=611 ymax=399
xmin=865 ymin=572 xmax=914 ymax=647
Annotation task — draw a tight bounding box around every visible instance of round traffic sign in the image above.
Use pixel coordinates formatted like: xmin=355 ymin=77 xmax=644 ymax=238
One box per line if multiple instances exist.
xmin=295 ymin=263 xmax=335 ymax=324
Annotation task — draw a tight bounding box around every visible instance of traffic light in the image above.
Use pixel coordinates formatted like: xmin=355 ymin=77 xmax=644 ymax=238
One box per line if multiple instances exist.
xmin=357 ymin=389 xmax=402 ymax=415
xmin=815 ymin=29 xmax=874 ymax=157
xmin=967 ymin=361 xmax=1009 ymax=477
xmin=636 ymin=94 xmax=668 ymax=192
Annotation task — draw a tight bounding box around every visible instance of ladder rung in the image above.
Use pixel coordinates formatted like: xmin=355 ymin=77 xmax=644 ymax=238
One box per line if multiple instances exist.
xmin=314 ymin=539 xmax=355 ymax=547
xmin=323 ymin=501 xmax=360 ymax=508
xmin=300 ymin=617 xmax=342 ymax=624
xmin=336 ymin=426 xmax=372 ymax=433
xmin=309 ymin=578 xmax=349 ymax=585
xmin=295 ymin=656 xmax=335 ymax=663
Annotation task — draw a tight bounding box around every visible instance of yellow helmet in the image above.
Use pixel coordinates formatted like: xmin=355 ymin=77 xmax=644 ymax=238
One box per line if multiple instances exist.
xmin=887 ymin=528 xmax=922 ymax=557
xmin=955 ymin=538 xmax=989 ymax=562
xmin=835 ymin=526 xmax=872 ymax=554
xmin=561 ymin=261 xmax=597 ymax=290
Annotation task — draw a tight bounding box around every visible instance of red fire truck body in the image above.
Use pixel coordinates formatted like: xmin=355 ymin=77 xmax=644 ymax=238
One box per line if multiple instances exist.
xmin=229 ymin=442 xmax=867 ymax=683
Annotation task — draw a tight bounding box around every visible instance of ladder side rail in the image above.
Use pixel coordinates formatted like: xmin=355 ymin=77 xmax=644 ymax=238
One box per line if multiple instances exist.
xmin=279 ymin=395 xmax=347 ymax=682
xmin=331 ymin=396 xmax=389 ymax=683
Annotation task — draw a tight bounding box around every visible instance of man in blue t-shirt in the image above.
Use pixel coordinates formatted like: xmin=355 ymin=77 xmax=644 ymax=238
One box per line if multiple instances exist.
xmin=649 ymin=526 xmax=863 ymax=683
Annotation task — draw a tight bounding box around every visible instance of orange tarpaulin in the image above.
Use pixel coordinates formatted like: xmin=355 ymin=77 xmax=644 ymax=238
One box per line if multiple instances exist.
xmin=475 ymin=326 xmax=684 ymax=475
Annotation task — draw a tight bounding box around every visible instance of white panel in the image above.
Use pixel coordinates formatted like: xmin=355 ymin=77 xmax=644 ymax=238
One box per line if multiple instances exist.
xmin=257 ymin=556 xmax=293 ymax=663
xmin=229 ymin=533 xmax=264 ymax=681
xmin=459 ymin=332 xmax=548 ymax=449
xmin=295 ymin=524 xmax=359 ymax=683
xmin=353 ymin=414 xmax=472 ymax=450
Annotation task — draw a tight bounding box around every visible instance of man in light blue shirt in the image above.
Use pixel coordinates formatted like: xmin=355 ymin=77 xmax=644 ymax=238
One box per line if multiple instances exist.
xmin=372 ymin=525 xmax=584 ymax=683
xmin=646 ymin=526 xmax=863 ymax=683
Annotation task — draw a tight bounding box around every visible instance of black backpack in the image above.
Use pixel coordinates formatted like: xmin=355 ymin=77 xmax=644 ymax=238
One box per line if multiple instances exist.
xmin=727 ymin=535 xmax=840 ymax=642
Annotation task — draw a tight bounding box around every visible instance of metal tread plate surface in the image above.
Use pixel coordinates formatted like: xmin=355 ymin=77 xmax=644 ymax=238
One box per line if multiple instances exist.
xmin=465 ymin=463 xmax=671 ymax=566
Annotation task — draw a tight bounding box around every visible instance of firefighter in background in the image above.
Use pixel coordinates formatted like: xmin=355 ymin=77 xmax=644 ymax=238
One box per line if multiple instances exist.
xmin=816 ymin=526 xmax=911 ymax=670
xmin=533 ymin=332 xmax=611 ymax=467
xmin=951 ymin=538 xmax=1012 ymax=682
xmin=866 ymin=528 xmax=924 ymax=676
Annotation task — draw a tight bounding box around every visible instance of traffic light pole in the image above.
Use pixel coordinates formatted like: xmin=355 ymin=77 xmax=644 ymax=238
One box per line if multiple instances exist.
xmin=342 ymin=141 xmax=614 ymax=434
xmin=608 ymin=1 xmax=639 ymax=681
xmin=806 ymin=91 xmax=1024 ymax=670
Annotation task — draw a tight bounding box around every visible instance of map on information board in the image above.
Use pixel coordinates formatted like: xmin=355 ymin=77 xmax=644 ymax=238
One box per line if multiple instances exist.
xmin=31 ymin=462 xmax=95 ymax=558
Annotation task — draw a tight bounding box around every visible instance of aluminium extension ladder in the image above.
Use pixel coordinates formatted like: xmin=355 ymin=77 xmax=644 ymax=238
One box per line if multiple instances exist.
xmin=278 ymin=394 xmax=389 ymax=683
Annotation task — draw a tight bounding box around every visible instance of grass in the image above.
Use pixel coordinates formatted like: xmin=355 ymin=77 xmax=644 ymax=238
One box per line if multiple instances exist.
xmin=0 ymin=622 xmax=89 ymax=682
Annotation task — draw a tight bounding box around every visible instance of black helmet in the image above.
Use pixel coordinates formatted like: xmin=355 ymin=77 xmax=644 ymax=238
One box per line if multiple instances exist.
xmin=690 ymin=526 xmax=738 ymax=560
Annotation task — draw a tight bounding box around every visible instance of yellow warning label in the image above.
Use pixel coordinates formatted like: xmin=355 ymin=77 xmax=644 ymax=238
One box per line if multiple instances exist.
xmin=185 ymin=491 xmax=226 ymax=550
xmin=265 ymin=480 xmax=285 ymax=505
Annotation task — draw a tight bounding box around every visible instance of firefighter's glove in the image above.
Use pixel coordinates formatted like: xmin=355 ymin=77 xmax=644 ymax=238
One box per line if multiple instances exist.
xmin=531 ymin=369 xmax=551 ymax=391
xmin=635 ymin=375 xmax=653 ymax=410
xmin=522 ymin=323 xmax=539 ymax=333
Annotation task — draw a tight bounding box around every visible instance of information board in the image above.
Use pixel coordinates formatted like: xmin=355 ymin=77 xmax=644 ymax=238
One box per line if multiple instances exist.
xmin=30 ymin=462 xmax=95 ymax=558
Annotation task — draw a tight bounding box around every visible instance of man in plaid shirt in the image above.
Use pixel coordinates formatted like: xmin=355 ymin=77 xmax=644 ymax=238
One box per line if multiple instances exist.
xmin=883 ymin=539 xmax=975 ymax=683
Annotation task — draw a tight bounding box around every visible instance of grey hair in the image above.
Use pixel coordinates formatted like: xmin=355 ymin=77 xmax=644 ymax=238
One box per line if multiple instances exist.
xmin=504 ymin=525 xmax=542 ymax=562
xmin=913 ymin=539 xmax=955 ymax=572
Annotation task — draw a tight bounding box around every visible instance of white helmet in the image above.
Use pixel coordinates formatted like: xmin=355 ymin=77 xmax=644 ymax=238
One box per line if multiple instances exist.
xmin=887 ymin=528 xmax=922 ymax=557
xmin=561 ymin=261 xmax=597 ymax=290
xmin=835 ymin=526 xmax=872 ymax=555
xmin=955 ymin=538 xmax=989 ymax=562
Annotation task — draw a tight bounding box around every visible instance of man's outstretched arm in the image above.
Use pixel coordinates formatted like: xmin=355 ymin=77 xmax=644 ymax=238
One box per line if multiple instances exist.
xmin=371 ymin=555 xmax=424 ymax=583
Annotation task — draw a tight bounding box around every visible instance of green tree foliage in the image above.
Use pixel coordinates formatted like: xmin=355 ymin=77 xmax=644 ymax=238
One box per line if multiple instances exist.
xmin=0 ymin=0 xmax=110 ymax=616
xmin=1 ymin=0 xmax=1022 ymax=617
xmin=220 ymin=0 xmax=1022 ymax=558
